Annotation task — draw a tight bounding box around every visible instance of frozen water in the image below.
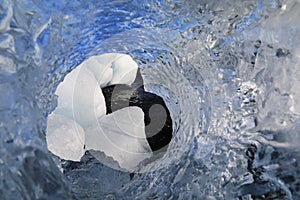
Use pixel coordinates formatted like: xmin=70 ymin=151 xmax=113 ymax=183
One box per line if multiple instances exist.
xmin=80 ymin=55 xmax=114 ymax=88
xmin=85 ymin=107 xmax=152 ymax=172
xmin=83 ymin=53 xmax=138 ymax=87
xmin=54 ymin=64 xmax=106 ymax=129
xmin=46 ymin=113 xmax=85 ymax=161
xmin=110 ymin=54 xmax=139 ymax=85
xmin=1 ymin=0 xmax=300 ymax=199
xmin=53 ymin=53 xmax=139 ymax=130
xmin=47 ymin=52 xmax=148 ymax=171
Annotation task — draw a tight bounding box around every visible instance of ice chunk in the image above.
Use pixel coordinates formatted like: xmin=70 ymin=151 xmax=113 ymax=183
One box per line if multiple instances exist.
xmin=82 ymin=53 xmax=138 ymax=87
xmin=81 ymin=54 xmax=118 ymax=86
xmin=85 ymin=107 xmax=152 ymax=171
xmin=47 ymin=54 xmax=146 ymax=166
xmin=110 ymin=54 xmax=138 ymax=85
xmin=46 ymin=113 xmax=85 ymax=161
xmin=54 ymin=65 xmax=106 ymax=128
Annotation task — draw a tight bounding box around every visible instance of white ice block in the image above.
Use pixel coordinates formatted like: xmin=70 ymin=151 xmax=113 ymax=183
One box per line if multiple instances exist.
xmin=85 ymin=107 xmax=152 ymax=171
xmin=54 ymin=65 xmax=106 ymax=129
xmin=46 ymin=113 xmax=85 ymax=161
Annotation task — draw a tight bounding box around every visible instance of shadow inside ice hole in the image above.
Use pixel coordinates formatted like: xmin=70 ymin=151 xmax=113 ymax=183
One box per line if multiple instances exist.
xmin=101 ymin=69 xmax=173 ymax=153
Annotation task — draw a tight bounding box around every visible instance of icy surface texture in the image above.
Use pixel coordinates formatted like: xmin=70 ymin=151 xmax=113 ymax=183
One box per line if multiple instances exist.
xmin=1 ymin=0 xmax=300 ymax=199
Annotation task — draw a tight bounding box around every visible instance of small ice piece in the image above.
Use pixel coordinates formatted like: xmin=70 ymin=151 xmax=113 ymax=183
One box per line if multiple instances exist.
xmin=85 ymin=107 xmax=152 ymax=171
xmin=83 ymin=53 xmax=138 ymax=87
xmin=82 ymin=54 xmax=120 ymax=87
xmin=54 ymin=65 xmax=106 ymax=128
xmin=46 ymin=113 xmax=85 ymax=161
xmin=110 ymin=54 xmax=138 ymax=85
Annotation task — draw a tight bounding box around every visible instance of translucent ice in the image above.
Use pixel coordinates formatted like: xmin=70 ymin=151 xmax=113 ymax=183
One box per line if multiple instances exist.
xmin=46 ymin=113 xmax=85 ymax=161
xmin=0 ymin=4 xmax=13 ymax=32
xmin=3 ymin=1 xmax=300 ymax=199
xmin=85 ymin=107 xmax=152 ymax=171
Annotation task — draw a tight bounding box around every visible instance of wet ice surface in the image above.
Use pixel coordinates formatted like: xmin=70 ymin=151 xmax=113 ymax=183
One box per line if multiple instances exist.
xmin=1 ymin=0 xmax=300 ymax=199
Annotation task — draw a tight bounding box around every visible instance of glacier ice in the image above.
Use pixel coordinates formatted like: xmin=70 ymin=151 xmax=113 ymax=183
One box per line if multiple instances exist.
xmin=46 ymin=53 xmax=151 ymax=171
